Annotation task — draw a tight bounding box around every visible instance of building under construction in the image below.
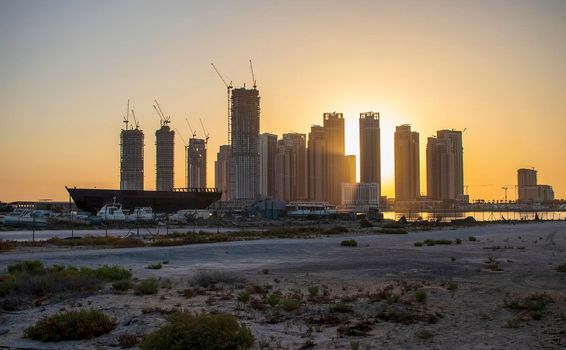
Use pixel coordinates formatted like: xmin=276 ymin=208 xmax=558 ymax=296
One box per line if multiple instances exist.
xmin=229 ymin=87 xmax=260 ymax=200
xmin=155 ymin=125 xmax=174 ymax=191
xmin=120 ymin=105 xmax=144 ymax=191
xmin=187 ymin=137 xmax=207 ymax=188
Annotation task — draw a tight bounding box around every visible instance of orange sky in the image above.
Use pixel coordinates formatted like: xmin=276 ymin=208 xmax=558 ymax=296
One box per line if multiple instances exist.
xmin=0 ymin=1 xmax=565 ymax=202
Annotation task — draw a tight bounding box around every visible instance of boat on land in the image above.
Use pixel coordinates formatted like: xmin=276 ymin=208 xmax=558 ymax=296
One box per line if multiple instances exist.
xmin=286 ymin=202 xmax=337 ymax=218
xmin=66 ymin=187 xmax=222 ymax=214
xmin=2 ymin=209 xmax=48 ymax=227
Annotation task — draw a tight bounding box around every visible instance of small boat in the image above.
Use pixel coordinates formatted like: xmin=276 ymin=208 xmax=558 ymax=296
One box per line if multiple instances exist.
xmin=126 ymin=207 xmax=155 ymax=223
xmin=2 ymin=209 xmax=48 ymax=227
xmin=286 ymin=202 xmax=337 ymax=218
xmin=96 ymin=200 xmax=126 ymax=222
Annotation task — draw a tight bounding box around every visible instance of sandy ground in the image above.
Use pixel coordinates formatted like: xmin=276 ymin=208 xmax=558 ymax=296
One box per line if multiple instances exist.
xmin=0 ymin=221 xmax=565 ymax=349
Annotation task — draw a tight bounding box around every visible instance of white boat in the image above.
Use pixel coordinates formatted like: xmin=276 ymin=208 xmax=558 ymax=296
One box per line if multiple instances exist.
xmin=2 ymin=209 xmax=48 ymax=227
xmin=287 ymin=202 xmax=337 ymax=218
xmin=97 ymin=201 xmax=126 ymax=222
xmin=126 ymin=207 xmax=155 ymax=222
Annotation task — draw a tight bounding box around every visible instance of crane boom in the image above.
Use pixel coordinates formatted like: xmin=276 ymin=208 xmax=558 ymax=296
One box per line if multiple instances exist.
xmin=185 ymin=118 xmax=196 ymax=138
xmin=249 ymin=59 xmax=256 ymax=89
xmin=131 ymin=109 xmax=139 ymax=129
xmin=200 ymin=117 xmax=210 ymax=144
xmin=174 ymin=128 xmax=186 ymax=145
xmin=210 ymin=62 xmax=233 ymax=144
xmin=211 ymin=63 xmax=231 ymax=88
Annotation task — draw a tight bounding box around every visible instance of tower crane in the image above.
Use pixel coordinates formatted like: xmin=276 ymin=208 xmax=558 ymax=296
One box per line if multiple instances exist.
xmin=185 ymin=118 xmax=197 ymax=138
xmin=502 ymin=184 xmax=518 ymax=202
xmin=130 ymin=109 xmax=140 ymax=130
xmin=200 ymin=118 xmax=210 ymax=145
xmin=153 ymin=99 xmax=171 ymax=127
xmin=211 ymin=62 xmax=232 ymax=144
xmin=249 ymin=59 xmax=256 ymax=89
xmin=123 ymin=99 xmax=130 ymax=130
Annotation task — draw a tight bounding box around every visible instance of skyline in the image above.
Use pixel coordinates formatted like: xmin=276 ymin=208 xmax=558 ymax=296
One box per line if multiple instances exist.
xmin=1 ymin=0 xmax=565 ymax=202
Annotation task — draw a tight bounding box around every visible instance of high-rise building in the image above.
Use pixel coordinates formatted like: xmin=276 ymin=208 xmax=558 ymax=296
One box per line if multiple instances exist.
xmin=518 ymin=168 xmax=554 ymax=202
xmin=436 ymin=130 xmax=464 ymax=199
xmin=187 ymin=138 xmax=206 ymax=188
xmin=258 ymin=133 xmax=278 ymax=197
xmin=215 ymin=145 xmax=231 ymax=201
xmin=394 ymin=124 xmax=420 ymax=201
xmin=323 ymin=112 xmax=345 ymax=205
xmin=344 ymin=155 xmax=356 ymax=184
xmin=155 ymin=125 xmax=175 ymax=191
xmin=120 ymin=127 xmax=144 ymax=190
xmin=274 ymin=133 xmax=307 ymax=201
xmin=307 ymin=125 xmax=327 ymax=202
xmin=426 ymin=136 xmax=455 ymax=200
xmin=359 ymin=112 xmax=381 ymax=196
xmin=229 ymin=88 xmax=260 ymax=200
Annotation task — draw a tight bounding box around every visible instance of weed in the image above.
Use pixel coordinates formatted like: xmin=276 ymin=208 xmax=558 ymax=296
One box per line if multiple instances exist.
xmin=341 ymin=240 xmax=358 ymax=247
xmin=112 ymin=280 xmax=131 ymax=292
xmin=134 ymin=279 xmax=158 ymax=295
xmin=25 ymin=309 xmax=116 ymax=342
xmin=238 ymin=291 xmax=251 ymax=304
xmin=415 ymin=290 xmax=427 ymax=303
xmin=118 ymin=334 xmax=139 ymax=348
xmin=308 ymin=286 xmax=320 ymax=298
xmin=266 ymin=293 xmax=281 ymax=307
xmin=139 ymin=312 xmax=254 ymax=350
xmin=280 ymin=298 xmax=300 ymax=312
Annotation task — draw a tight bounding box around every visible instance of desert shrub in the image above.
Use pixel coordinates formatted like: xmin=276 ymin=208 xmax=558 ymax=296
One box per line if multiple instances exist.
xmin=308 ymin=286 xmax=319 ymax=298
xmin=82 ymin=265 xmax=132 ymax=281
xmin=446 ymin=282 xmax=458 ymax=292
xmin=0 ymin=240 xmax=15 ymax=251
xmin=146 ymin=263 xmax=162 ymax=270
xmin=424 ymin=239 xmax=452 ymax=246
xmin=25 ymin=309 xmax=116 ymax=342
xmin=139 ymin=312 xmax=254 ymax=350
xmin=468 ymin=236 xmax=477 ymax=242
xmin=455 ymin=238 xmax=462 ymax=245
xmin=0 ymin=275 xmax=15 ymax=296
xmin=8 ymin=260 xmax=45 ymax=275
xmin=350 ymin=341 xmax=360 ymax=350
xmin=238 ymin=291 xmax=251 ymax=304
xmin=340 ymin=240 xmax=358 ymax=247
xmin=134 ymin=279 xmax=158 ymax=295
xmin=415 ymin=290 xmax=427 ymax=303
xmin=280 ymin=298 xmax=300 ymax=312
xmin=261 ymin=268 xmax=270 ymax=274
xmin=266 ymin=293 xmax=281 ymax=307
xmin=48 ymin=236 xmax=144 ymax=248
xmin=119 ymin=334 xmax=139 ymax=348
xmin=555 ymin=263 xmax=566 ymax=273
xmin=414 ymin=242 xmax=423 ymax=247
xmin=191 ymin=271 xmax=245 ymax=288
xmin=112 ymin=279 xmax=131 ymax=292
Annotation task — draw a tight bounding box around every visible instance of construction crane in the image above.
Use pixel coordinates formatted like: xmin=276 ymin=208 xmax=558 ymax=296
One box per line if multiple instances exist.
xmin=502 ymin=184 xmax=518 ymax=202
xmin=185 ymin=118 xmax=196 ymax=138
xmin=153 ymin=99 xmax=171 ymax=127
xmin=249 ymin=59 xmax=256 ymax=89
xmin=123 ymin=99 xmax=130 ymax=130
xmin=211 ymin=62 xmax=232 ymax=144
xmin=130 ymin=109 xmax=140 ymax=130
xmin=200 ymin=118 xmax=210 ymax=145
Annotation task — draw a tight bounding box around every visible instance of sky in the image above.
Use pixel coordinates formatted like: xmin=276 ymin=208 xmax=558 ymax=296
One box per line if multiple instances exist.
xmin=0 ymin=0 xmax=565 ymax=202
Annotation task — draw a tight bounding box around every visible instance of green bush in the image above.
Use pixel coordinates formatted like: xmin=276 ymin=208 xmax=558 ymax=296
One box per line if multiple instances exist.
xmin=146 ymin=263 xmax=162 ymax=270
xmin=8 ymin=260 xmax=45 ymax=275
xmin=468 ymin=236 xmax=477 ymax=242
xmin=308 ymin=286 xmax=319 ymax=298
xmin=134 ymin=279 xmax=159 ymax=295
xmin=25 ymin=309 xmax=116 ymax=342
xmin=424 ymin=239 xmax=452 ymax=246
xmin=238 ymin=291 xmax=250 ymax=304
xmin=112 ymin=279 xmax=131 ymax=292
xmin=82 ymin=265 xmax=132 ymax=281
xmin=455 ymin=238 xmax=462 ymax=244
xmin=139 ymin=312 xmax=254 ymax=350
xmin=266 ymin=293 xmax=281 ymax=307
xmin=415 ymin=290 xmax=427 ymax=303
xmin=413 ymin=242 xmax=423 ymax=247
xmin=280 ymin=298 xmax=300 ymax=312
xmin=340 ymin=240 xmax=358 ymax=247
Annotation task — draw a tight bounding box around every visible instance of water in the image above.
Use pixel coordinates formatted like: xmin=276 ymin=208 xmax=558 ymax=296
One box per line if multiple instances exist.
xmin=382 ymin=210 xmax=566 ymax=222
